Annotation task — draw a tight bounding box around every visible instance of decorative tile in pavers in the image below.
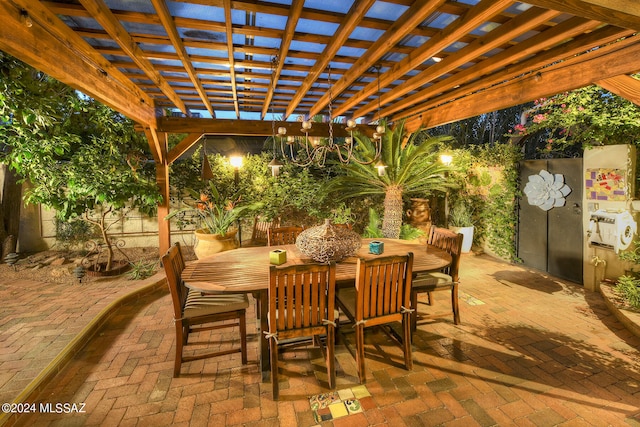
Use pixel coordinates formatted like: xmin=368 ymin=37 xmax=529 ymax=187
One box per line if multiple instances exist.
xmin=309 ymin=386 xmax=370 ymax=423
xmin=309 ymin=391 xmax=340 ymax=410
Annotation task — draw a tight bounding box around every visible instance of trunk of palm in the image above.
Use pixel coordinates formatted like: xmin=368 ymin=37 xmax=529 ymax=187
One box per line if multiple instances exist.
xmin=382 ymin=185 xmax=403 ymax=239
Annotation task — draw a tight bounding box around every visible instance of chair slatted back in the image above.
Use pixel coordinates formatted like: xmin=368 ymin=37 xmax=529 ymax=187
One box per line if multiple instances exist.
xmin=428 ymin=227 xmax=463 ymax=281
xmin=162 ymin=243 xmax=188 ymax=318
xmin=269 ymin=263 xmax=336 ymax=334
xmin=268 ymin=226 xmax=304 ymax=246
xmin=251 ymin=217 xmax=280 ymax=243
xmin=355 ymin=253 xmax=413 ymax=326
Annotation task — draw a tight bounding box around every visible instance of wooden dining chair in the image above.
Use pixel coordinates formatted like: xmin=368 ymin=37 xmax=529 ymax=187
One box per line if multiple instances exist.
xmin=336 ymin=253 xmax=414 ymax=384
xmin=267 ymin=226 xmax=304 ymax=246
xmin=245 ymin=216 xmax=281 ymax=247
xmin=266 ymin=262 xmax=337 ymax=400
xmin=410 ymin=227 xmax=463 ymax=331
xmin=161 ymin=242 xmax=249 ymax=377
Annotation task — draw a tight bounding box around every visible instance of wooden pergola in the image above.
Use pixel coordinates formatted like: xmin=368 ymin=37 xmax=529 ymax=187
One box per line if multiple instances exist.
xmin=1 ymin=0 xmax=639 ymax=254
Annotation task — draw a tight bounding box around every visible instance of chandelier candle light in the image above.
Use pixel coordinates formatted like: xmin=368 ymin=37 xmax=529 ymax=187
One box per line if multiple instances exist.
xmin=268 ymin=57 xmax=383 ymax=169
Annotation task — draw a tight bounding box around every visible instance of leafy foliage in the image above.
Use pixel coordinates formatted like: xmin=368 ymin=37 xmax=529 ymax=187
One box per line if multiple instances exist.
xmin=170 ymin=151 xmax=334 ymax=228
xmin=443 ymin=144 xmax=521 ymax=260
xmin=618 ymin=237 xmax=640 ymax=268
xmin=615 ymin=275 xmax=640 ymax=311
xmin=127 ymin=260 xmax=158 ymax=281
xmin=0 ymin=54 xmax=162 ymax=269
xmin=508 ymin=82 xmax=640 ymax=153
xmin=432 ymin=105 xmax=525 ymax=148
xmin=328 ymin=120 xmax=455 ymax=238
xmin=362 ymin=208 xmax=425 ymax=240
xmin=448 ymin=201 xmax=473 ymax=227
xmin=165 ymin=180 xmax=262 ymax=235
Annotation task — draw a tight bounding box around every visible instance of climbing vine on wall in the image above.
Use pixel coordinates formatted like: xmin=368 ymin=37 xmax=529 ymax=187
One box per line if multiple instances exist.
xmin=446 ymin=144 xmax=522 ymax=261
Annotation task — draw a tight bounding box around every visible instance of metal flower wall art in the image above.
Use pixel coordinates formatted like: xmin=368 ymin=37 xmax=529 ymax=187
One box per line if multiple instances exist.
xmin=524 ymin=169 xmax=572 ymax=211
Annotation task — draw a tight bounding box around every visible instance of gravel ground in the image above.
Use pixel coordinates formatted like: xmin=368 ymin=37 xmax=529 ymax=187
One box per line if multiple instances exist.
xmin=0 ymin=245 xmax=196 ymax=284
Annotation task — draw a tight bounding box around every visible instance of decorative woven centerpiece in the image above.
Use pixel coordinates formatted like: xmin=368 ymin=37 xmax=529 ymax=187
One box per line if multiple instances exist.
xmin=295 ymin=219 xmax=361 ymax=263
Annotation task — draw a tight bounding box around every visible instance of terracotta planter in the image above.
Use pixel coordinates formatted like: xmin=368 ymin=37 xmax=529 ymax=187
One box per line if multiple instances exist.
xmin=193 ymin=229 xmax=239 ymax=259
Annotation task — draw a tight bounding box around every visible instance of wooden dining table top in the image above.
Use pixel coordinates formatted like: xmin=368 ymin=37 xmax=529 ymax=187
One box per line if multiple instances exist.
xmin=182 ymin=238 xmax=452 ymax=293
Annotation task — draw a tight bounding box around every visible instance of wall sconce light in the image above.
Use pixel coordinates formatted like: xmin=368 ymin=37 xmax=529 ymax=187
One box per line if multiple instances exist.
xmin=376 ymin=160 xmax=387 ymax=176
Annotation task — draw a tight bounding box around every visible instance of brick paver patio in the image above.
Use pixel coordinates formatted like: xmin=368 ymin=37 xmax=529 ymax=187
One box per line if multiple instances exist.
xmin=2 ymin=252 xmax=640 ymax=426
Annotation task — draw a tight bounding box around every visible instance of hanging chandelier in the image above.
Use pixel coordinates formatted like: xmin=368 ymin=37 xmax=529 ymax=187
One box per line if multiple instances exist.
xmin=268 ymin=57 xmax=383 ymax=170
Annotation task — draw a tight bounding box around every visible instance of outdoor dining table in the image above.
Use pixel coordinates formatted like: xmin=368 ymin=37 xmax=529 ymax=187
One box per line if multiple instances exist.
xmin=181 ymin=238 xmax=452 ymax=379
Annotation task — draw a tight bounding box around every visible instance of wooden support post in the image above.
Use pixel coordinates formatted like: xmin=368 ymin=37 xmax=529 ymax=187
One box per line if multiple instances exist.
xmin=155 ymin=132 xmax=171 ymax=256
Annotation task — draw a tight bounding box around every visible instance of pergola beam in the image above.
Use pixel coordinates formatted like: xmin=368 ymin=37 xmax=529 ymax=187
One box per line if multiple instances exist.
xmin=359 ymin=7 xmax=560 ymax=120
xmin=307 ymin=0 xmax=448 ymax=119
xmin=332 ymin=0 xmax=513 ymax=119
xmin=391 ymin=16 xmax=604 ymax=121
xmin=222 ymin=0 xmax=240 ymax=118
xmin=156 ymin=118 xmax=374 ymax=138
xmin=78 ymin=0 xmax=188 ymax=114
xmin=151 ymin=0 xmax=215 ymax=117
xmin=284 ymin=0 xmax=376 ymax=119
xmin=261 ymin=0 xmax=304 ymax=119
xmin=525 ymin=0 xmax=640 ymax=31
xmin=596 ymin=75 xmax=640 ymax=106
xmin=398 ymin=26 xmax=635 ymax=124
xmin=0 ymin=0 xmax=156 ymax=126
xmin=413 ymin=38 xmax=640 ymax=130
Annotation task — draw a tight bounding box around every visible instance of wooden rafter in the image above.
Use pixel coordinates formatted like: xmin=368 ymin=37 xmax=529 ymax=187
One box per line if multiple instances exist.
xmin=261 ymin=0 xmax=304 ymax=119
xmin=332 ymin=0 xmax=513 ymax=119
xmin=155 ymin=117 xmax=375 ymax=138
xmin=284 ymin=0 xmax=376 ymax=119
xmin=167 ymin=133 xmax=204 ymax=164
xmin=307 ymin=0 xmax=448 ymax=118
xmin=415 ymin=37 xmax=640 ymax=130
xmin=0 ymin=0 xmax=156 ymax=126
xmin=525 ymin=0 xmax=640 ymax=31
xmin=396 ymin=27 xmax=635 ymax=123
xmin=597 ymin=75 xmax=640 ymax=106
xmin=22 ymin=0 xmax=640 ymax=125
xmin=362 ymin=7 xmax=561 ymax=120
xmin=222 ymin=0 xmax=240 ymax=118
xmin=144 ymin=126 xmax=164 ymax=164
xmin=150 ymin=0 xmax=215 ymax=117
xmin=78 ymin=0 xmax=188 ymax=114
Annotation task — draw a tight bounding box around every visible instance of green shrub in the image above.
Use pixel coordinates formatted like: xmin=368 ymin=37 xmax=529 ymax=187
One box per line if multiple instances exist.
xmin=55 ymin=219 xmax=95 ymax=250
xmin=127 ymin=260 xmax=157 ymax=280
xmin=615 ymin=275 xmax=640 ymax=310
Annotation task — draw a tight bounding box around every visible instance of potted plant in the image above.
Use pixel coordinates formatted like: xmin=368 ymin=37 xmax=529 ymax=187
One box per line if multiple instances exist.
xmin=449 ymin=200 xmax=474 ymax=253
xmin=166 ymin=181 xmax=262 ymax=259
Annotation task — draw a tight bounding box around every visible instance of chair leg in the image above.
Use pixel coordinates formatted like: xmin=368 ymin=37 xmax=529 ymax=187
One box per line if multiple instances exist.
xmin=427 ymin=291 xmax=434 ymax=305
xmin=410 ymin=290 xmax=418 ymax=333
xmin=452 ymin=283 xmax=460 ymax=325
xmin=174 ymin=320 xmax=184 ymax=377
xmin=327 ymin=327 xmax=336 ymax=389
xmin=239 ymin=311 xmax=248 ymax=364
xmin=402 ymin=314 xmax=413 ymax=371
xmin=270 ymin=338 xmax=279 ymax=400
xmin=355 ymin=324 xmax=366 ymax=384
xmin=183 ymin=324 xmax=189 ymax=345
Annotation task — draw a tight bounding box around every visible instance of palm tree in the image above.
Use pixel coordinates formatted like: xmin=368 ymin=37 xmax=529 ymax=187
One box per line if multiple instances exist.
xmin=328 ymin=120 xmax=455 ymax=239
